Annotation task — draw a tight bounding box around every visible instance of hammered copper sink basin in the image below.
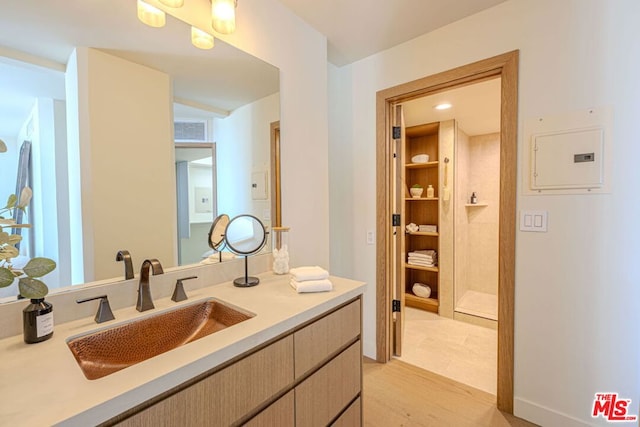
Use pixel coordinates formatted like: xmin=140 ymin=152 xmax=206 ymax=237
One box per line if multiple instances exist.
xmin=67 ymin=299 xmax=254 ymax=380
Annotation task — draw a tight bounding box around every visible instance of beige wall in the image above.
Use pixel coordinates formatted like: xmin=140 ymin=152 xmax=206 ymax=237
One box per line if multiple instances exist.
xmin=453 ymin=127 xmax=470 ymax=304
xmin=67 ymin=48 xmax=176 ymax=283
xmin=454 ymin=132 xmax=500 ymax=302
xmin=437 ymin=120 xmax=455 ymax=318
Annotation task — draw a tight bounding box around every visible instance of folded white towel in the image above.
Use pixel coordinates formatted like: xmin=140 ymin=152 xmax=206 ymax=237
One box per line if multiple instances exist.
xmin=290 ymin=278 xmax=333 ymax=293
xmin=408 ymin=257 xmax=435 ymax=263
xmin=409 ymin=254 xmax=435 ymax=260
xmin=290 ymin=266 xmax=330 ymax=282
xmin=407 ymin=260 xmax=436 ymax=267
xmin=408 ymin=260 xmax=435 ymax=265
xmin=409 ymin=250 xmax=437 ymax=257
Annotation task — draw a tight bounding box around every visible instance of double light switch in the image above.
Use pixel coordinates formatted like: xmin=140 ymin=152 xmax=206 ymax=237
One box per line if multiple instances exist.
xmin=520 ymin=210 xmax=548 ymax=232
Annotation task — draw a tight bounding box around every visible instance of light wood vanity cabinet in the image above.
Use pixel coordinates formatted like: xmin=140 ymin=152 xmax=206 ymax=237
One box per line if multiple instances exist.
xmin=244 ymin=391 xmax=295 ymax=427
xmin=111 ymin=298 xmax=362 ymax=427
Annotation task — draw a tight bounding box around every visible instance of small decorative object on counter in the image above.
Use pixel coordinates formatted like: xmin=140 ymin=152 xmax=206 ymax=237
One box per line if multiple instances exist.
xmin=23 ymin=298 xmax=53 ymax=344
xmin=470 ymin=192 xmax=478 ymax=204
xmin=426 ymin=184 xmax=434 ymax=198
xmin=272 ymin=226 xmax=290 ymax=274
xmin=409 ymin=184 xmax=423 ymax=198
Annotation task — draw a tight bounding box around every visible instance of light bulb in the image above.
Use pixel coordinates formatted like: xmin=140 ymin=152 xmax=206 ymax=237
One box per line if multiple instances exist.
xmin=192 ymin=27 xmax=215 ymax=50
xmin=137 ymin=0 xmax=166 ymax=28
xmin=211 ymin=0 xmax=236 ymax=34
xmin=159 ymin=0 xmax=184 ymax=7
xmin=434 ymin=103 xmax=452 ymax=110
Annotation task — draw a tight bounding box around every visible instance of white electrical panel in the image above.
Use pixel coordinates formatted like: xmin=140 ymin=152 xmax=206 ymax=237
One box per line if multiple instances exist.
xmin=251 ymin=171 xmax=268 ymax=200
xmin=523 ymin=107 xmax=612 ymax=195
xmin=531 ymin=127 xmax=604 ymax=190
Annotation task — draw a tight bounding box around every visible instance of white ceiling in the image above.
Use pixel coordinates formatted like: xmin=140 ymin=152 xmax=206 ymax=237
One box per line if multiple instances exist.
xmin=0 ymin=0 xmax=278 ymax=139
xmin=1 ymin=0 xmax=506 ymax=139
xmin=277 ymin=0 xmax=508 ymax=66
xmin=403 ymin=78 xmax=501 ymax=136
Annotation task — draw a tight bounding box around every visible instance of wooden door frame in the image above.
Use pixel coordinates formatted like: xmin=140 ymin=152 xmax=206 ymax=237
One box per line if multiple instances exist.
xmin=270 ymin=121 xmax=281 ymax=227
xmin=375 ymin=50 xmax=519 ymax=413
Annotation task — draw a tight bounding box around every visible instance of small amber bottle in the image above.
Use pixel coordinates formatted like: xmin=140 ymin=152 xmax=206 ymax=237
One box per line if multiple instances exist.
xmin=23 ymin=298 xmax=54 ymax=344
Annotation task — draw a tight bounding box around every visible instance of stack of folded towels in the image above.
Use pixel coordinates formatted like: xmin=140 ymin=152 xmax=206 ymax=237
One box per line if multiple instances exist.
xmin=289 ymin=266 xmax=333 ymax=293
xmin=407 ymin=249 xmax=437 ymax=267
xmin=418 ymin=224 xmax=437 ymax=233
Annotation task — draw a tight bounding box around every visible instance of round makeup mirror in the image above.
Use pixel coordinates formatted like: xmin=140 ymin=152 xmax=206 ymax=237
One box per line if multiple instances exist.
xmin=208 ymin=214 xmax=230 ymax=262
xmin=225 ymin=214 xmax=268 ymax=287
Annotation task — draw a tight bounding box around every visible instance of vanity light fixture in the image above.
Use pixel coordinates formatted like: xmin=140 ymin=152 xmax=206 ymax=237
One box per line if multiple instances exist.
xmin=159 ymin=0 xmax=184 ymax=7
xmin=211 ymin=0 xmax=237 ymax=35
xmin=434 ymin=103 xmax=452 ymax=110
xmin=191 ymin=27 xmax=215 ymax=50
xmin=137 ymin=0 xmax=166 ymax=28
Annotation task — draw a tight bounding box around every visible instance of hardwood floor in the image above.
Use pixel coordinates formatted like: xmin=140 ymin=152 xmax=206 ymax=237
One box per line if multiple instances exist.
xmin=362 ymin=358 xmax=537 ymax=427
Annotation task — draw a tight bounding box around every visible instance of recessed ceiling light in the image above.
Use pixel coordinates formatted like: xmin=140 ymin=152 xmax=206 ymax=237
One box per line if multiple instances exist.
xmin=434 ymin=103 xmax=452 ymax=110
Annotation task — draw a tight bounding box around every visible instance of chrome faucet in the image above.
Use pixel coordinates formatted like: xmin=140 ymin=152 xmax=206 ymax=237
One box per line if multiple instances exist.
xmin=116 ymin=250 xmax=134 ymax=280
xmin=136 ymin=259 xmax=164 ymax=312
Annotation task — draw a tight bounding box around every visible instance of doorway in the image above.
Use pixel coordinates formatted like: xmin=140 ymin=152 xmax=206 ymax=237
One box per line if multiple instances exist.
xmin=375 ymin=51 xmax=518 ymax=412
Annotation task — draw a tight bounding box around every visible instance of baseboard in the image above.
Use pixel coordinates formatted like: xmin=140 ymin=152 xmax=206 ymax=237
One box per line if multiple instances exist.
xmin=515 ymin=397 xmax=593 ymax=427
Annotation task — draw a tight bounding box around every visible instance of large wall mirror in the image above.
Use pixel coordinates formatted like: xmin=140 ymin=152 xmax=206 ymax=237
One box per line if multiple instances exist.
xmin=0 ymin=1 xmax=280 ymax=301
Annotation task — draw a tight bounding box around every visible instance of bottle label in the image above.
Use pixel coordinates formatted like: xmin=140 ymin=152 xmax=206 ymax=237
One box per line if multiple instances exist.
xmin=36 ymin=312 xmax=54 ymax=337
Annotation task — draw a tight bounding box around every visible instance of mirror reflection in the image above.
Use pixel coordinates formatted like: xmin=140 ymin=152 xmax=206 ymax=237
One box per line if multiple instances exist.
xmin=206 ymin=213 xmax=231 ymax=264
xmin=0 ymin=1 xmax=280 ymax=301
xmin=225 ymin=214 xmax=268 ymax=287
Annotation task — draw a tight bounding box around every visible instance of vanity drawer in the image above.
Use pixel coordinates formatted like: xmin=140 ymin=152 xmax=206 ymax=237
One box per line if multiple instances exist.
xmin=332 ymin=397 xmax=361 ymax=427
xmin=244 ymin=390 xmax=295 ymax=427
xmin=294 ymin=299 xmax=361 ymax=378
xmin=116 ymin=335 xmax=294 ymax=427
xmin=295 ymin=341 xmax=361 ymax=427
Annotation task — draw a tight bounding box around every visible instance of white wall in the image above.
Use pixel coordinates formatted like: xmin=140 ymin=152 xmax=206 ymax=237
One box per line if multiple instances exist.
xmin=152 ymin=0 xmax=330 ymax=269
xmin=329 ymin=0 xmax=640 ymax=425
xmin=215 ymin=92 xmax=278 ymax=225
xmin=0 ymin=136 xmax=17 ymax=201
xmin=26 ymin=98 xmax=70 ymax=288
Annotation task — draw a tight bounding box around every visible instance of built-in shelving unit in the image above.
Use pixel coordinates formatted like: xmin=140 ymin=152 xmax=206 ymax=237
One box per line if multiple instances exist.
xmin=401 ymin=122 xmax=440 ymax=314
xmin=406 ymin=231 xmax=439 ymax=237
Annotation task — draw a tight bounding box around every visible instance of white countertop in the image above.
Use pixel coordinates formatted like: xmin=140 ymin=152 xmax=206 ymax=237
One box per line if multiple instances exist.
xmin=0 ymin=272 xmax=365 ymax=427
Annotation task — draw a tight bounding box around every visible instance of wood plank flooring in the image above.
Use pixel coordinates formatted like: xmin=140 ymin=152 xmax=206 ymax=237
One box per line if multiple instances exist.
xmin=363 ymin=358 xmax=537 ymax=427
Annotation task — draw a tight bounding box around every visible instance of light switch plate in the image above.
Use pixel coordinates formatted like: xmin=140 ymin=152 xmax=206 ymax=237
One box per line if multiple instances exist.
xmin=520 ymin=210 xmax=548 ymax=232
xmin=366 ymin=230 xmax=375 ymax=245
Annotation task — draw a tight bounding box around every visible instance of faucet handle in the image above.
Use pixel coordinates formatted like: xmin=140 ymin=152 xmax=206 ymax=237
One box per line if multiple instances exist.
xmin=77 ymin=295 xmax=116 ymax=324
xmin=171 ymin=276 xmax=198 ymax=302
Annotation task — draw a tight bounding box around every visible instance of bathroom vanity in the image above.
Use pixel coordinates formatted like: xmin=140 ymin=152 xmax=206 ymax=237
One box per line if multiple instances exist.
xmin=0 ymin=272 xmax=365 ymax=426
